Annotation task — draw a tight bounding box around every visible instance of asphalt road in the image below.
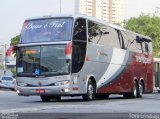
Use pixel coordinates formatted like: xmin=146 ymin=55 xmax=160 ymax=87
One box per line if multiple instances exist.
xmin=0 ymin=89 xmax=160 ymax=119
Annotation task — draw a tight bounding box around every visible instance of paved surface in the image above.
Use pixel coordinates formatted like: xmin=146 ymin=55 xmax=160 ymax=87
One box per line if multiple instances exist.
xmin=0 ymin=89 xmax=160 ymax=119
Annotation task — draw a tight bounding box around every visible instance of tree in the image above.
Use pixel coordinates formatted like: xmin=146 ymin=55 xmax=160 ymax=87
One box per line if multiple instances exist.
xmin=123 ymin=14 xmax=160 ymax=57
xmin=9 ymin=35 xmax=20 ymax=55
xmin=10 ymin=35 xmax=20 ymax=45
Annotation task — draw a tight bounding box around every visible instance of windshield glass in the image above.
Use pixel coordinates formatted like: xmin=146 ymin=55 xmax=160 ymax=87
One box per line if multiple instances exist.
xmin=16 ymin=45 xmax=70 ymax=76
xmin=20 ymin=18 xmax=72 ymax=43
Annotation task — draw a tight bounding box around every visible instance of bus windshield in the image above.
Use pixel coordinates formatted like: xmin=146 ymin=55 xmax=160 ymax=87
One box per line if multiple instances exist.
xmin=16 ymin=45 xmax=70 ymax=76
xmin=19 ymin=18 xmax=72 ymax=43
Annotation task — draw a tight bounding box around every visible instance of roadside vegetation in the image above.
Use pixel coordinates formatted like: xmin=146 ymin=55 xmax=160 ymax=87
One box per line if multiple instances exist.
xmin=123 ymin=13 xmax=160 ymax=57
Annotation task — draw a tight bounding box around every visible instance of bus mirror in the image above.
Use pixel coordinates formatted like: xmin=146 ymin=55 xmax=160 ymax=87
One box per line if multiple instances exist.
xmin=136 ymin=36 xmax=151 ymax=43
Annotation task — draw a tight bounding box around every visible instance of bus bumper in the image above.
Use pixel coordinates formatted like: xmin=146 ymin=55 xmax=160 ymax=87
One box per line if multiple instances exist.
xmin=17 ymin=85 xmax=74 ymax=96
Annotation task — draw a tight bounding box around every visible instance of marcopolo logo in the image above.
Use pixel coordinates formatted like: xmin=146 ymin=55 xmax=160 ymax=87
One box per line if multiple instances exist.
xmin=135 ymin=56 xmax=152 ymax=64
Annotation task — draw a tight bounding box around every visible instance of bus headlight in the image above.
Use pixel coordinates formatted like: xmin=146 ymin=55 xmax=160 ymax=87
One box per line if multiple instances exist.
xmin=54 ymin=80 xmax=69 ymax=86
xmin=17 ymin=82 xmax=27 ymax=87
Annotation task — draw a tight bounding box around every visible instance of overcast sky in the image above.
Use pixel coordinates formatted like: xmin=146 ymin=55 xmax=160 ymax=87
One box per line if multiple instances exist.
xmin=0 ymin=0 xmax=160 ymax=44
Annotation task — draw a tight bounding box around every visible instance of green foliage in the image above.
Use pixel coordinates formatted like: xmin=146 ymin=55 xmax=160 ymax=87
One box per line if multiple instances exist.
xmin=10 ymin=69 xmax=16 ymax=75
xmin=0 ymin=65 xmax=4 ymax=69
xmin=123 ymin=14 xmax=160 ymax=57
xmin=10 ymin=35 xmax=20 ymax=55
xmin=10 ymin=35 xmax=20 ymax=45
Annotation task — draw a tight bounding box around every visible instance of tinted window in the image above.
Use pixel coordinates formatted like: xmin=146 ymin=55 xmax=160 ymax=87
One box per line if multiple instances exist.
xmin=88 ymin=21 xmax=101 ymax=43
xmin=127 ymin=35 xmax=140 ymax=53
xmin=40 ymin=45 xmax=70 ymax=74
xmin=16 ymin=45 xmax=70 ymax=76
xmin=20 ymin=18 xmax=72 ymax=43
xmin=17 ymin=46 xmax=40 ymax=74
xmin=73 ymin=19 xmax=87 ymax=41
xmin=88 ymin=21 xmax=120 ymax=48
xmin=72 ymin=18 xmax=87 ymax=73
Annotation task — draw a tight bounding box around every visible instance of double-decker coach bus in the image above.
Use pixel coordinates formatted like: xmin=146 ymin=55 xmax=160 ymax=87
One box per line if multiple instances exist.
xmin=16 ymin=14 xmax=153 ymax=101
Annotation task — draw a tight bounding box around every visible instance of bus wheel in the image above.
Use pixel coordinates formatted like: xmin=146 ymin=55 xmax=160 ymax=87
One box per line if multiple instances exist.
xmin=138 ymin=81 xmax=144 ymax=98
xmin=82 ymin=79 xmax=95 ymax=101
xmin=40 ymin=96 xmax=51 ymax=102
xmin=132 ymin=81 xmax=138 ymax=98
xmin=123 ymin=81 xmax=138 ymax=99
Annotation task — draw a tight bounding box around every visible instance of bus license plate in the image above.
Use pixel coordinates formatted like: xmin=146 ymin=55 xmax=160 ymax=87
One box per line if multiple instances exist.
xmin=36 ymin=89 xmax=45 ymax=94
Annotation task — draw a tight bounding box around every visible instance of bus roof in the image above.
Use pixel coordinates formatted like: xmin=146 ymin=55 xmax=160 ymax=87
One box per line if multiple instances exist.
xmin=25 ymin=14 xmax=152 ymax=41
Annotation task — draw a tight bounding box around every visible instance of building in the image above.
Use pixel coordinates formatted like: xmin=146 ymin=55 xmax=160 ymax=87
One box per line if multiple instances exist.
xmin=0 ymin=44 xmax=6 ymax=68
xmin=79 ymin=0 xmax=95 ymax=17
xmin=61 ymin=0 xmax=123 ymax=23
xmin=6 ymin=46 xmax=16 ymax=69
xmin=78 ymin=0 xmax=123 ymax=23
xmin=0 ymin=44 xmax=16 ymax=69
xmin=110 ymin=0 xmax=123 ymax=23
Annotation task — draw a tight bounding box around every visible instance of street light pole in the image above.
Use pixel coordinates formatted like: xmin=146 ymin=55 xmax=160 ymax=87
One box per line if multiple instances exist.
xmin=0 ymin=44 xmax=7 ymax=75
xmin=4 ymin=44 xmax=7 ymax=70
xmin=60 ymin=0 xmax=61 ymax=13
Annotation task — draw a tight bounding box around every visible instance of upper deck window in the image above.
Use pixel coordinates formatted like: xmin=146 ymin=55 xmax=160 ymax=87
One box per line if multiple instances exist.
xmin=19 ymin=18 xmax=73 ymax=44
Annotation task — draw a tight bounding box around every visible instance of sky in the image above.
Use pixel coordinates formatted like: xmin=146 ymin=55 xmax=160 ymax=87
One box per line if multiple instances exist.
xmin=0 ymin=0 xmax=160 ymax=44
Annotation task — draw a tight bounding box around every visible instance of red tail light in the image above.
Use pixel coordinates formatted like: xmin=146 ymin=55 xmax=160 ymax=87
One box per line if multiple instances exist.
xmin=65 ymin=42 xmax=72 ymax=55
xmin=65 ymin=42 xmax=72 ymax=59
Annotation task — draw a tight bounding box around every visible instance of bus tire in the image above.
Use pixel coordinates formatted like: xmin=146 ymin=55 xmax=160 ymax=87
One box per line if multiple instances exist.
xmin=138 ymin=81 xmax=144 ymax=98
xmin=40 ymin=95 xmax=51 ymax=102
xmin=131 ymin=81 xmax=138 ymax=98
xmin=123 ymin=81 xmax=138 ymax=99
xmin=82 ymin=79 xmax=95 ymax=101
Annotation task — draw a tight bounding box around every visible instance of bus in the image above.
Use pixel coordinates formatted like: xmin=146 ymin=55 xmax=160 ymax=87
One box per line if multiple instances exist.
xmin=16 ymin=14 xmax=153 ymax=101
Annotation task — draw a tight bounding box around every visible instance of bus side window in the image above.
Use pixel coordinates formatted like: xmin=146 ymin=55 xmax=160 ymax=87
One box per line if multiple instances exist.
xmin=88 ymin=21 xmax=99 ymax=43
xmin=144 ymin=42 xmax=149 ymax=54
xmin=73 ymin=19 xmax=86 ymax=41
xmin=88 ymin=21 xmax=113 ymax=47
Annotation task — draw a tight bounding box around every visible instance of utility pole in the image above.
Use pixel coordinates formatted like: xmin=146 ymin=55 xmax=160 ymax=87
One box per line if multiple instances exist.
xmin=60 ymin=0 xmax=61 ymax=13
xmin=4 ymin=44 xmax=7 ymax=70
xmin=0 ymin=44 xmax=7 ymax=75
